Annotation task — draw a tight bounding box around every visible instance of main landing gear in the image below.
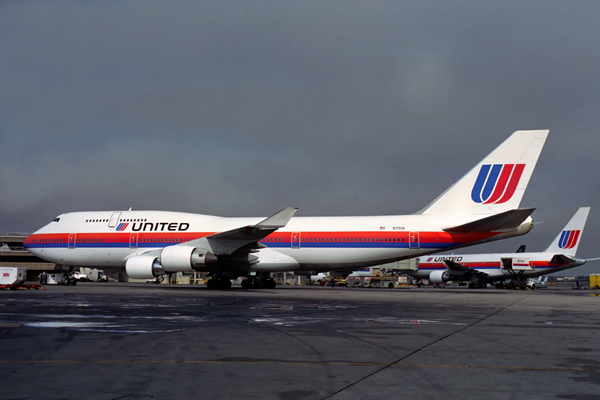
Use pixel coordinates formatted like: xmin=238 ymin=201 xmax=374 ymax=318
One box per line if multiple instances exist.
xmin=240 ymin=276 xmax=276 ymax=289
xmin=468 ymin=282 xmax=487 ymax=289
xmin=206 ymin=274 xmax=277 ymax=290
xmin=206 ymin=277 xmax=232 ymax=290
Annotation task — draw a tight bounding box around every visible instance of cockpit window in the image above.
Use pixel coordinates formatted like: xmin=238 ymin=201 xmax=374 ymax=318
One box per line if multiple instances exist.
xmin=53 ymin=218 xmax=60 ymax=222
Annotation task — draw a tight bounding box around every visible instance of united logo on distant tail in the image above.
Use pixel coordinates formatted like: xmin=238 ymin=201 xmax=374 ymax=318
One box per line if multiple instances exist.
xmin=559 ymin=230 xmax=580 ymax=249
xmin=471 ymin=164 xmax=525 ymax=204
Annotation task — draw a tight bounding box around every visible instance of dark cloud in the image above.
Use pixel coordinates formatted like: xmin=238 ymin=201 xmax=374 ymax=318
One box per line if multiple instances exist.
xmin=1 ymin=0 xmax=599 ymax=274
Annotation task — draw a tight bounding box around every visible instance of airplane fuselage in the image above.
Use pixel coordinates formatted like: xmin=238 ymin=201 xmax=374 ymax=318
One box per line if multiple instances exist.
xmin=24 ymin=210 xmax=533 ymax=273
xmin=409 ymin=252 xmax=585 ymax=282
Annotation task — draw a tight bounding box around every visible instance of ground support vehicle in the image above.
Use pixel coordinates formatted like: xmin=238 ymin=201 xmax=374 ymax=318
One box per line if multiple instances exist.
xmin=591 ymin=274 xmax=600 ymax=289
xmin=0 ymin=267 xmax=44 ymax=290
xmin=39 ymin=272 xmax=77 ymax=286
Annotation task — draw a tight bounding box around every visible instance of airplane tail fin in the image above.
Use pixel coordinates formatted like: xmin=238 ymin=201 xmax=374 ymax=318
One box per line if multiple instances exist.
xmin=544 ymin=207 xmax=590 ymax=256
xmin=420 ymin=130 xmax=548 ymax=215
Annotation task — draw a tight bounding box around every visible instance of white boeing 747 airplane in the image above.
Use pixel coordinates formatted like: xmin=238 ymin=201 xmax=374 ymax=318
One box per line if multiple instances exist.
xmin=25 ymin=130 xmax=548 ymax=289
xmin=408 ymin=207 xmax=590 ymax=288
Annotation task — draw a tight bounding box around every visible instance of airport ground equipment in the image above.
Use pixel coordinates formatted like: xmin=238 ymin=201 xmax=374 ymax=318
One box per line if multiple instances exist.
xmin=0 ymin=267 xmax=43 ymax=290
xmin=0 ymin=267 xmax=26 ymax=289
xmin=591 ymin=274 xmax=600 ymax=289
xmin=39 ymin=272 xmax=77 ymax=286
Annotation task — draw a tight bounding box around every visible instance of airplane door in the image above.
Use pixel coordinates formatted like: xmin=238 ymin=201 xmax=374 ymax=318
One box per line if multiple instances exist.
xmin=291 ymin=232 xmax=301 ymax=249
xmin=68 ymin=234 xmax=76 ymax=249
xmin=109 ymin=212 xmax=122 ymax=228
xmin=409 ymin=232 xmax=420 ymax=249
xmin=129 ymin=233 xmax=138 ymax=249
xmin=501 ymin=258 xmax=513 ymax=270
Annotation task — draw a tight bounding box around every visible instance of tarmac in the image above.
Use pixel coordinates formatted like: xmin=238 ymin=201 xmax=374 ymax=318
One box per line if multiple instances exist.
xmin=0 ymin=283 xmax=599 ymax=400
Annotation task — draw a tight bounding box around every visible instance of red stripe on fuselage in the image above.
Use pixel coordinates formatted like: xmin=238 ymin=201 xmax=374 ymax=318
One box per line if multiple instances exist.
xmin=25 ymin=230 xmax=500 ymax=247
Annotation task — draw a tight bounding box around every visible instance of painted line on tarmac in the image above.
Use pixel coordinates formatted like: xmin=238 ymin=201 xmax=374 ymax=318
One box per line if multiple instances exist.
xmin=0 ymin=360 xmax=598 ymax=373
xmin=322 ymin=293 xmax=534 ymax=399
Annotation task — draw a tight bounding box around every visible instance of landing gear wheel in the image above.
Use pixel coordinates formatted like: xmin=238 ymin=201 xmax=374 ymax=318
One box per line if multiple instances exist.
xmin=252 ymin=278 xmax=263 ymax=289
xmin=206 ymin=279 xmax=217 ymax=290
xmin=218 ymin=278 xmax=232 ymax=289
xmin=241 ymin=279 xmax=251 ymax=289
xmin=264 ymin=278 xmax=276 ymax=289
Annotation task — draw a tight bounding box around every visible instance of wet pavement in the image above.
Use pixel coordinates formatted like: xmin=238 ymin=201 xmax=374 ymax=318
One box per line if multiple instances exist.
xmin=0 ymin=283 xmax=599 ymax=399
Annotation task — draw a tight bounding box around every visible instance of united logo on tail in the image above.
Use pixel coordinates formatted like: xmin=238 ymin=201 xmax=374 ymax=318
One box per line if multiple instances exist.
xmin=471 ymin=164 xmax=525 ymax=204
xmin=559 ymin=230 xmax=580 ymax=249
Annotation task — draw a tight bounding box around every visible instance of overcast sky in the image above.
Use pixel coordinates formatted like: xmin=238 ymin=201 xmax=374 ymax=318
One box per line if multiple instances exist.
xmin=1 ymin=0 xmax=599 ymax=275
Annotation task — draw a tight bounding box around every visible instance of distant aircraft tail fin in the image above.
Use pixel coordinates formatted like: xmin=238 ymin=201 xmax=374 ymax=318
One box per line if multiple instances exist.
xmin=420 ymin=130 xmax=548 ymax=216
xmin=544 ymin=207 xmax=590 ymax=256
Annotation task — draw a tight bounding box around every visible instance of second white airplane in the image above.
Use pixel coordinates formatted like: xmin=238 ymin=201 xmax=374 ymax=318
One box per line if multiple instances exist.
xmin=408 ymin=207 xmax=590 ymax=288
xmin=25 ymin=130 xmax=548 ymax=289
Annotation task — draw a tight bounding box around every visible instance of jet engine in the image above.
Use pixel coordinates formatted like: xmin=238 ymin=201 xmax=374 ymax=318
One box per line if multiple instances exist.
xmin=160 ymin=245 xmax=218 ymax=272
xmin=125 ymin=246 xmax=219 ymax=279
xmin=429 ymin=270 xmax=450 ymax=285
xmin=125 ymin=255 xmax=165 ymax=279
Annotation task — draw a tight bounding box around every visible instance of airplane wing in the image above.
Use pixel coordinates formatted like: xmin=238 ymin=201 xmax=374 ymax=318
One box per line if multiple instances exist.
xmin=443 ymin=260 xmax=489 ymax=279
xmin=444 ymin=208 xmax=535 ymax=234
xmin=188 ymin=207 xmax=298 ymax=255
xmin=127 ymin=208 xmax=298 ymax=266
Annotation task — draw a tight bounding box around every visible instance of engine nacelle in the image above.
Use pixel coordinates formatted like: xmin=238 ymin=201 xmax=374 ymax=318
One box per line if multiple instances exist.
xmin=160 ymin=245 xmax=218 ymax=272
xmin=126 ymin=255 xmax=165 ymax=279
xmin=429 ymin=270 xmax=450 ymax=285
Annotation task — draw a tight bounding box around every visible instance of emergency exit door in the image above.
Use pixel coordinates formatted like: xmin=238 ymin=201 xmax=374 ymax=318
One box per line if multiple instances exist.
xmin=291 ymin=232 xmax=301 ymax=249
xmin=409 ymin=232 xmax=420 ymax=249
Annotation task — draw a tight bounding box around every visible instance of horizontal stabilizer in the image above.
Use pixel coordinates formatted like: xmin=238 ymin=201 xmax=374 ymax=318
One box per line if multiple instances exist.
xmin=444 ymin=208 xmax=535 ymax=233
xmin=549 ymin=254 xmax=578 ymax=265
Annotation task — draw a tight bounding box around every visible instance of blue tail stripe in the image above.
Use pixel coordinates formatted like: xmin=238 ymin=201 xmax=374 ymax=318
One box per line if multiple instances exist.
xmin=481 ymin=164 xmax=502 ymax=202
xmin=559 ymin=230 xmax=570 ymax=248
xmin=471 ymin=164 xmax=491 ymax=203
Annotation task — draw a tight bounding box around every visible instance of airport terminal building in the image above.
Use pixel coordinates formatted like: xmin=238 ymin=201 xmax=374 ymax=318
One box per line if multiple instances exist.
xmin=1 ymin=234 xmax=62 ymax=280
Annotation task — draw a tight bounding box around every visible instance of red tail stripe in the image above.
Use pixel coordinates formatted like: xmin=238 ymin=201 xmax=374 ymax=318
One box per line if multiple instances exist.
xmin=496 ymin=163 xmax=525 ymax=204
xmin=483 ymin=164 xmax=514 ymax=204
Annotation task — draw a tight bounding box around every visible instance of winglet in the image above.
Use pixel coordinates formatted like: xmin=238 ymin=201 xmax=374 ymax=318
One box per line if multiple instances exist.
xmin=257 ymin=207 xmax=298 ymax=229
